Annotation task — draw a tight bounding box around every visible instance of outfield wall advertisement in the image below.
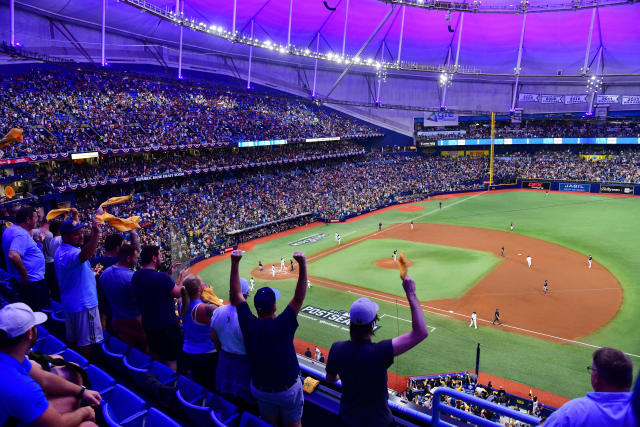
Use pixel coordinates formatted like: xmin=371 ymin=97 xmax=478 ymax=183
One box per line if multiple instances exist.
xmin=522 ymin=181 xmax=550 ymax=190
xmin=600 ymin=184 xmax=634 ymax=195
xmin=558 ymin=183 xmax=591 ymax=193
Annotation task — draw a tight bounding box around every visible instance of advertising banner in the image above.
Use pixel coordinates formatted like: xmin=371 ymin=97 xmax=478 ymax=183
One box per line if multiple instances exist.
xmin=596 ymin=95 xmax=620 ymax=104
xmin=423 ymin=111 xmax=459 ymax=127
xmin=564 ymin=95 xmax=588 ymax=104
xmin=621 ymin=95 xmax=640 ymax=105
xmin=541 ymin=95 xmax=564 ymax=104
xmin=600 ymin=184 xmax=634 ymax=195
xmin=559 ymin=182 xmax=591 ymax=192
xmin=518 ymin=93 xmax=539 ymax=102
xmin=522 ymin=181 xmax=550 ymax=190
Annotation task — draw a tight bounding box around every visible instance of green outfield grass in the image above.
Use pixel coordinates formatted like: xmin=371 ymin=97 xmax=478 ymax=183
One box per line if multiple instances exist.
xmin=198 ymin=190 xmax=640 ymax=398
xmin=307 ymin=238 xmax=502 ymax=300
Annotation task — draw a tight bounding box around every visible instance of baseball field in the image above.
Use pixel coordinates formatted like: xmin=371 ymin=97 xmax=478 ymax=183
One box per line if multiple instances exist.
xmin=193 ymin=189 xmax=640 ymax=402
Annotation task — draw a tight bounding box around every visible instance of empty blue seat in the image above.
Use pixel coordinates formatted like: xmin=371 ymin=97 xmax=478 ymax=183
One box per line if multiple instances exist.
xmin=101 ymin=336 xmax=129 ymax=375
xmin=35 ymin=325 xmax=49 ymax=341
xmin=238 ymin=412 xmax=272 ymax=427
xmin=32 ymin=334 xmax=66 ymax=355
xmin=124 ymin=348 xmax=152 ymax=370
xmin=150 ymin=361 xmax=177 ymax=386
xmin=86 ymin=364 xmax=115 ymax=402
xmin=145 ymin=407 xmax=182 ymax=427
xmin=208 ymin=393 xmax=239 ymax=426
xmin=176 ymin=375 xmax=207 ymax=404
xmin=102 ymin=384 xmax=147 ymax=427
xmin=62 ymin=348 xmax=89 ymax=368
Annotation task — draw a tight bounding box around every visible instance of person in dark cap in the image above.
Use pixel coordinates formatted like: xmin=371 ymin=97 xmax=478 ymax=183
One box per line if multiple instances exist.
xmin=229 ymin=249 xmax=308 ymax=427
xmin=54 ymin=215 xmax=103 ymax=359
xmin=325 ymin=275 xmax=429 ymax=427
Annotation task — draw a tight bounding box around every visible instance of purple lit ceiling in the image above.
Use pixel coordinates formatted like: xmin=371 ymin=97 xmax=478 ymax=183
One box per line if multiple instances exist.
xmin=13 ymin=0 xmax=640 ymax=74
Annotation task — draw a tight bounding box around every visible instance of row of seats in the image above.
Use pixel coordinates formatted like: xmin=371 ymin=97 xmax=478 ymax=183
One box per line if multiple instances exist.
xmin=35 ymin=308 xmax=270 ymax=427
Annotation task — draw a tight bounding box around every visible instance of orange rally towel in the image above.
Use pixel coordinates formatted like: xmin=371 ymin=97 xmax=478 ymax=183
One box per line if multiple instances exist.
xmin=45 ymin=208 xmax=71 ymax=221
xmin=0 ymin=128 xmax=23 ymax=147
xmin=99 ymin=195 xmax=132 ymax=208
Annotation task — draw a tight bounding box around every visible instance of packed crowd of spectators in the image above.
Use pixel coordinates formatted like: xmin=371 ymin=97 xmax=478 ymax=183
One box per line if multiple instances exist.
xmin=0 ymin=69 xmax=379 ymax=158
xmin=37 ymin=141 xmax=363 ymax=188
xmin=405 ymin=373 xmax=549 ymax=425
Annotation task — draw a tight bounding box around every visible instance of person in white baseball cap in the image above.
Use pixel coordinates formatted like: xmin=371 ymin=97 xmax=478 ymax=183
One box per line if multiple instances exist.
xmin=0 ymin=303 xmax=101 ymax=426
xmin=326 ymin=276 xmax=429 ymax=427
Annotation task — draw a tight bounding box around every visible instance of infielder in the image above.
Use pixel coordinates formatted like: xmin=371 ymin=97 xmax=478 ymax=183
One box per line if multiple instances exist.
xmin=337 ymin=234 xmax=341 ymax=245
xmin=392 ymin=250 xmax=398 ymax=262
xmin=290 ymin=259 xmax=295 ymax=272
xmin=250 ymin=276 xmax=255 ymax=291
xmin=335 ymin=232 xmax=339 ymax=242
xmin=500 ymin=246 xmax=505 ymax=257
xmin=378 ymin=222 xmax=382 ymax=231
xmin=543 ymin=280 xmax=548 ymax=295
xmin=280 ymin=257 xmax=285 ymax=272
xmin=510 ymin=222 xmax=514 ymax=232
xmin=469 ymin=311 xmax=477 ymax=329
xmin=439 ymin=202 xmax=442 ymax=210
xmin=526 ymin=255 xmax=532 ymax=268
xmin=307 ymin=279 xmax=312 ymax=289
xmin=259 ymin=261 xmax=263 ymax=272
xmin=271 ymin=264 xmax=276 ymax=277
xmin=492 ymin=308 xmax=502 ymax=325
xmin=410 ymin=220 xmax=414 ymax=231
xmin=588 ymin=254 xmax=592 ymax=269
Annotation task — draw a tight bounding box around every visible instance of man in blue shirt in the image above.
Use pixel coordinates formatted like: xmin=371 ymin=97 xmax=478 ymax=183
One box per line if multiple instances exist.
xmin=325 ymin=276 xmax=429 ymax=427
xmin=229 ymin=250 xmax=308 ymax=427
xmin=2 ymin=206 xmax=47 ymax=311
xmin=100 ymin=243 xmax=146 ymax=351
xmin=0 ymin=303 xmax=102 ymax=426
xmin=544 ymin=347 xmax=637 ymax=426
xmin=54 ymin=217 xmax=103 ymax=359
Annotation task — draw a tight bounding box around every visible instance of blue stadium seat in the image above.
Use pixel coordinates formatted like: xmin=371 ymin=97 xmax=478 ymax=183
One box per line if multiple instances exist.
xmin=176 ymin=375 xmax=207 ymax=404
xmin=238 ymin=412 xmax=272 ymax=427
xmin=101 ymin=336 xmax=129 ymax=375
xmin=86 ymin=364 xmax=116 ymax=402
xmin=102 ymin=384 xmax=147 ymax=427
xmin=144 ymin=407 xmax=182 ymax=427
xmin=124 ymin=347 xmax=152 ymax=370
xmin=176 ymin=375 xmax=222 ymax=426
xmin=208 ymin=393 xmax=239 ymax=427
xmin=150 ymin=361 xmax=177 ymax=386
xmin=62 ymin=348 xmax=89 ymax=368
xmin=32 ymin=334 xmax=66 ymax=355
xmin=35 ymin=325 xmax=49 ymax=341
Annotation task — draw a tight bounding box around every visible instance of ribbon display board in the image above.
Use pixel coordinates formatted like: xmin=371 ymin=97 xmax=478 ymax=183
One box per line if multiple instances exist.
xmin=518 ymin=93 xmax=640 ymax=105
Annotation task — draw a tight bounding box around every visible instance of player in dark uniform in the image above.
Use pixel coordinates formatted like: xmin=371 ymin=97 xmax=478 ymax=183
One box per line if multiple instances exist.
xmin=543 ymin=280 xmax=548 ymax=295
xmin=259 ymin=260 xmax=263 ymax=272
xmin=492 ymin=308 xmax=502 ymax=325
xmin=290 ymin=259 xmax=295 ymax=272
xmin=439 ymin=201 xmax=442 ymax=210
xmin=500 ymin=246 xmax=505 ymax=257
xmin=379 ymin=221 xmax=382 ymax=231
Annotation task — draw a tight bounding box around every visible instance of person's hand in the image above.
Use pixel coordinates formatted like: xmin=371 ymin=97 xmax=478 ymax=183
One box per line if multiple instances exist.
xmin=95 ymin=206 xmax=104 ymax=216
xmin=81 ymin=390 xmax=102 ymax=406
xmin=82 ymin=406 xmax=96 ymax=422
xmin=231 ymin=249 xmax=243 ymax=263
xmin=293 ymin=251 xmax=306 ymax=265
xmin=168 ymin=261 xmax=181 ymax=275
xmin=91 ymin=217 xmax=101 ymax=232
xmin=402 ymin=275 xmax=416 ymax=294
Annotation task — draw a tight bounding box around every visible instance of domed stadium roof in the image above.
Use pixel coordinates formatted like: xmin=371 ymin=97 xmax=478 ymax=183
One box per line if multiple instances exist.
xmin=9 ymin=0 xmax=640 ymax=75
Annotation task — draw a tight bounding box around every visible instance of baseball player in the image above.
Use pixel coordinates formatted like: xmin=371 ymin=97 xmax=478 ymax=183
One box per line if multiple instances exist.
xmin=526 ymin=255 xmax=532 ymax=268
xmin=439 ymin=201 xmax=442 ymax=210
xmin=510 ymin=222 xmax=514 ymax=232
xmin=335 ymin=232 xmax=339 ymax=242
xmin=290 ymin=259 xmax=295 ymax=272
xmin=492 ymin=308 xmax=502 ymax=325
xmin=469 ymin=311 xmax=477 ymax=329
xmin=271 ymin=264 xmax=276 ymax=277
xmin=588 ymin=254 xmax=592 ymax=269
xmin=410 ymin=220 xmax=414 ymax=231
xmin=392 ymin=250 xmax=398 ymax=262
xmin=545 ymin=189 xmax=549 ymax=198
xmin=500 ymin=246 xmax=505 ymax=257
xmin=337 ymin=234 xmax=341 ymax=245
xmin=315 ymin=346 xmax=321 ymax=361
xmin=280 ymin=257 xmax=285 ymax=272
xmin=259 ymin=261 xmax=263 ymax=272
xmin=379 ymin=222 xmax=382 ymax=232
xmin=307 ymin=279 xmax=312 ymax=289
xmin=543 ymin=280 xmax=548 ymax=295
xmin=250 ymin=276 xmax=255 ymax=291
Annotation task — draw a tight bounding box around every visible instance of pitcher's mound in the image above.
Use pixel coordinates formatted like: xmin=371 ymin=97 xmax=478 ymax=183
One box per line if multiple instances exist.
xmin=376 ymin=258 xmax=414 ymax=269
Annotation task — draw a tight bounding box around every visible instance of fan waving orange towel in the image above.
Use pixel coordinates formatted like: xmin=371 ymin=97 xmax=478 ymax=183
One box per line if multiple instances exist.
xmin=397 ymin=251 xmax=409 ymax=279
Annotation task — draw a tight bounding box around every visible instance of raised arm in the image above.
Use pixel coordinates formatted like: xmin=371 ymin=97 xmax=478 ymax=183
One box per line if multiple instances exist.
xmin=229 ymin=250 xmax=245 ymax=306
xmin=391 ymin=275 xmax=428 ymax=356
xmin=129 ymin=229 xmax=141 ymax=252
xmin=288 ymin=251 xmax=307 ymax=314
xmin=79 ymin=218 xmax=102 ymax=263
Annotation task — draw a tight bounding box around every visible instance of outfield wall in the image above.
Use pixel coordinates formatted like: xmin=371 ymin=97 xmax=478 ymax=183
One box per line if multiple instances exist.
xmin=518 ymin=179 xmax=640 ymax=195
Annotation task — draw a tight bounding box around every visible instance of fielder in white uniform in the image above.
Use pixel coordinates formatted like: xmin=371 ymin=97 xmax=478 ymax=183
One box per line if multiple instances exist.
xmin=335 ymin=232 xmax=339 ymax=242
xmin=392 ymin=250 xmax=397 ymax=262
xmin=307 ymin=279 xmax=312 ymax=289
xmin=250 ymin=277 xmax=255 ymax=291
xmin=271 ymin=265 xmax=276 ymax=277
xmin=410 ymin=220 xmax=414 ymax=231
xmin=588 ymin=254 xmax=592 ymax=269
xmin=526 ymin=255 xmax=532 ymax=268
xmin=469 ymin=311 xmax=477 ymax=329
xmin=280 ymin=257 xmax=285 ymax=272
xmin=337 ymin=234 xmax=341 ymax=245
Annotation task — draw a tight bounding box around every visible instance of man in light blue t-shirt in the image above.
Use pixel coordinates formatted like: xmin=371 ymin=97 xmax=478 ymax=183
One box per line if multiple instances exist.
xmin=2 ymin=206 xmax=47 ymax=311
xmin=54 ymin=217 xmax=103 ymax=359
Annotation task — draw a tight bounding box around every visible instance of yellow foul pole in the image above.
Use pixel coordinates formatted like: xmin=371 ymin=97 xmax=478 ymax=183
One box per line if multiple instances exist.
xmin=489 ymin=112 xmax=495 ymax=187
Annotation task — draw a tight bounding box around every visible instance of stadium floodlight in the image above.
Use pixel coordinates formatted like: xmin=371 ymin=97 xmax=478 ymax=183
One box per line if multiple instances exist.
xmin=376 ymin=0 xmax=632 ymax=13
xmin=439 ymin=72 xmax=453 ymax=87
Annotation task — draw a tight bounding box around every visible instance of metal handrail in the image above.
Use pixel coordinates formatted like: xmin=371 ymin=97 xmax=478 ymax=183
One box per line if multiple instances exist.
xmin=432 ymin=387 xmax=541 ymax=426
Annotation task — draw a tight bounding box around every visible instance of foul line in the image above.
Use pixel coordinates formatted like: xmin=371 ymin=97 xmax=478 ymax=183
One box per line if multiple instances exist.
xmin=381 ymin=314 xmax=437 ymax=333
xmin=309 ymin=276 xmax=640 ymax=359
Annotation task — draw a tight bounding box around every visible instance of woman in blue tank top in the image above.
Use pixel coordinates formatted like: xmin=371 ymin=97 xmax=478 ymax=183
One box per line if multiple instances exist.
xmin=180 ymin=274 xmax=218 ymax=390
